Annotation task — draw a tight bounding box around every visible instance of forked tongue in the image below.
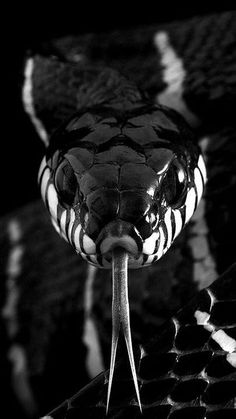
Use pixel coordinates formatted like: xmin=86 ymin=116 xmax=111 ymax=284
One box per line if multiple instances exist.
xmin=106 ymin=247 xmax=142 ymax=414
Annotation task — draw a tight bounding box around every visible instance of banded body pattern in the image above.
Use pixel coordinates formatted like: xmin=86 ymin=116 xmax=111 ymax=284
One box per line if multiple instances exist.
xmin=44 ymin=263 xmax=236 ymax=419
xmin=38 ymin=105 xmax=205 ymax=269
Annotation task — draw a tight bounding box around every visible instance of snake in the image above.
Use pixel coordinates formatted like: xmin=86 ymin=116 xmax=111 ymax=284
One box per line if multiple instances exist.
xmin=0 ymin=10 xmax=235 ymax=419
xmin=37 ymin=59 xmax=206 ymax=412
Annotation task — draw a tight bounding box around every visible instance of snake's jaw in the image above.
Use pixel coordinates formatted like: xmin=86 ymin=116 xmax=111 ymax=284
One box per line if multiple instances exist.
xmin=106 ymin=247 xmax=142 ymax=415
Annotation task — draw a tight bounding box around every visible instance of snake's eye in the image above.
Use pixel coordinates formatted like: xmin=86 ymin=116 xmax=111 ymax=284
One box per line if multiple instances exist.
xmin=54 ymin=160 xmax=77 ymax=206
xmin=162 ymin=160 xmax=187 ymax=207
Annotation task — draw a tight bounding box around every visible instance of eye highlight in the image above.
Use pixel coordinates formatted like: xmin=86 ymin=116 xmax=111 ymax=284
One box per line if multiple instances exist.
xmin=54 ymin=159 xmax=77 ymax=206
xmin=162 ymin=160 xmax=187 ymax=208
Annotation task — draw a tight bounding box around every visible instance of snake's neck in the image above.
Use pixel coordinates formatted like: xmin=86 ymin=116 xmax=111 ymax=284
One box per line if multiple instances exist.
xmin=77 ymin=67 xmax=147 ymax=113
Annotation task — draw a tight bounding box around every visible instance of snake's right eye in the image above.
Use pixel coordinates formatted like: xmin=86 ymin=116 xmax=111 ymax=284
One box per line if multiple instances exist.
xmin=54 ymin=160 xmax=77 ymax=206
xmin=162 ymin=160 xmax=187 ymax=208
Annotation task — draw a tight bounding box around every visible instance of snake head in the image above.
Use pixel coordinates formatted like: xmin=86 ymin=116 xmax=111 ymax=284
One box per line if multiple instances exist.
xmin=38 ymin=104 xmax=206 ymax=269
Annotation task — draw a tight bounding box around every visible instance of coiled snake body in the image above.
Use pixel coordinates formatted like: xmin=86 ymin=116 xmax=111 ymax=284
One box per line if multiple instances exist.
xmin=0 ymin=10 xmax=235 ymax=419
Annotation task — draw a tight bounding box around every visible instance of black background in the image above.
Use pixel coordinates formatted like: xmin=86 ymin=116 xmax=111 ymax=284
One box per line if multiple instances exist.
xmin=3 ymin=4 xmax=232 ymax=216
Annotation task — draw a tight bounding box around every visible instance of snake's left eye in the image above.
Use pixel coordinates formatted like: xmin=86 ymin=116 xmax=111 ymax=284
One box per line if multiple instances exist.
xmin=162 ymin=160 xmax=187 ymax=207
xmin=54 ymin=160 xmax=77 ymax=206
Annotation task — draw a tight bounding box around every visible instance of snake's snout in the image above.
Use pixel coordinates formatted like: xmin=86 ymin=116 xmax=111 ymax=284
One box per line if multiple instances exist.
xmin=96 ymin=220 xmax=143 ymax=261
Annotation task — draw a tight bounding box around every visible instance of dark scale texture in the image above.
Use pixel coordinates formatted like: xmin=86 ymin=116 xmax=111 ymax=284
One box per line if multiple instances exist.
xmin=139 ymin=352 xmax=177 ymax=380
xmin=140 ymin=378 xmax=177 ymax=404
xmin=170 ymin=379 xmax=207 ymax=402
xmin=175 ymin=287 xmax=213 ymax=324
xmin=209 ymin=301 xmax=236 ymax=326
xmin=202 ymin=381 xmax=236 ymax=405
xmin=43 ymin=263 xmax=236 ymax=418
xmin=102 ymin=379 xmax=139 ymax=406
xmin=169 ymin=407 xmax=206 ymax=419
xmin=206 ymin=410 xmax=236 ymax=419
xmin=173 ymin=351 xmax=212 ymax=376
xmin=174 ymin=325 xmax=211 ymax=350
xmin=206 ymin=355 xmax=236 ymax=378
xmin=142 ymin=405 xmax=172 ymax=419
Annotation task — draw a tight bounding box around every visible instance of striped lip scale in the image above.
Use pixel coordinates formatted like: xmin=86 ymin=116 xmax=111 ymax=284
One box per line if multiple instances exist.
xmin=37 ymin=104 xmax=207 ymax=411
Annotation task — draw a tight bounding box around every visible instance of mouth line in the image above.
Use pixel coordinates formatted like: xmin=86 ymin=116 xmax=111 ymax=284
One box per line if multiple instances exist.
xmin=102 ymin=248 xmax=140 ymax=264
xmin=76 ymin=220 xmax=164 ymax=264
xmin=96 ymin=220 xmax=143 ymax=257
xmin=99 ymin=235 xmax=140 ymax=258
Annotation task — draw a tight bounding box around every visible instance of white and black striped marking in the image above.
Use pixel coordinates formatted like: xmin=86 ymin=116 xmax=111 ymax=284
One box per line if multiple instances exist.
xmin=59 ymin=210 xmax=68 ymax=241
xmin=164 ymin=207 xmax=173 ymax=250
xmin=2 ymin=220 xmax=23 ymax=335
xmin=47 ymin=184 xmax=59 ymax=222
xmin=155 ymin=225 xmax=166 ymax=260
xmin=73 ymin=224 xmax=82 ymax=252
xmin=211 ymin=330 xmax=236 ymax=353
xmin=194 ymin=290 xmax=236 ymax=365
xmin=2 ymin=220 xmax=37 ymax=414
xmin=154 ymin=31 xmax=199 ymax=127
xmin=40 ymin=167 xmax=98 ymax=256
xmin=82 ymin=234 xmax=96 ymax=254
xmin=141 ymin=231 xmax=160 ymax=255
xmin=198 ymin=155 xmax=207 ymax=184
xmin=82 ymin=264 xmax=104 ymax=377
xmin=194 ymin=167 xmax=204 ymax=206
xmin=67 ymin=209 xmax=76 ymax=244
xmin=40 ymin=165 xmax=51 ymax=204
xmin=185 ymin=187 xmax=197 ymax=224
xmin=22 ymin=58 xmax=49 ymax=145
xmin=172 ymin=209 xmax=183 ymax=240
xmin=38 ymin=157 xmax=47 ymax=184
xmin=226 ymin=353 xmax=236 ymax=368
